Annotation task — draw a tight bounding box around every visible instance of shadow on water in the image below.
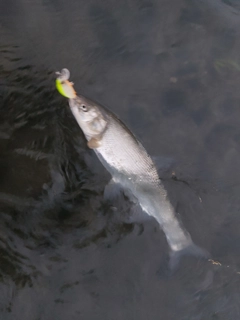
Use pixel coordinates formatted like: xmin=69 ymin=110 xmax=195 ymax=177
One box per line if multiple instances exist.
xmin=1 ymin=0 xmax=240 ymax=319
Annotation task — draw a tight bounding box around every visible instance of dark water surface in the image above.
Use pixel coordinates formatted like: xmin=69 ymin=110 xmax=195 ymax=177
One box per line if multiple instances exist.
xmin=1 ymin=0 xmax=240 ymax=319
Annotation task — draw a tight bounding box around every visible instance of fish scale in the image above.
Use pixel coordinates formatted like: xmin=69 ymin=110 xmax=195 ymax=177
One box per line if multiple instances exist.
xmin=95 ymin=115 xmax=158 ymax=182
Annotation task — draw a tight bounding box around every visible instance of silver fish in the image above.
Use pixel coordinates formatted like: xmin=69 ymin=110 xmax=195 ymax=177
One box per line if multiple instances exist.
xmin=58 ymin=69 xmax=209 ymax=267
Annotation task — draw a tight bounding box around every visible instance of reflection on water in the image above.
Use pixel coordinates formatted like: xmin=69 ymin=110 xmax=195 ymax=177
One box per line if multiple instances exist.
xmin=1 ymin=0 xmax=240 ymax=319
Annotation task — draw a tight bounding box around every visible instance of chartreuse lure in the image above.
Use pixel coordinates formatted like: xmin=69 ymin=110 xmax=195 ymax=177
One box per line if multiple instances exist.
xmin=56 ymin=68 xmax=76 ymax=98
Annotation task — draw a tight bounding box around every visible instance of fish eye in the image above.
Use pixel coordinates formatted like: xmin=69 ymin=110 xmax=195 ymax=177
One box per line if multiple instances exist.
xmin=79 ymin=104 xmax=88 ymax=112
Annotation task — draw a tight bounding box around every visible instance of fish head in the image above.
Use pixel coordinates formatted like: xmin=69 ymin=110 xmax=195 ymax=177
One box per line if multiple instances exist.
xmin=69 ymin=96 xmax=107 ymax=141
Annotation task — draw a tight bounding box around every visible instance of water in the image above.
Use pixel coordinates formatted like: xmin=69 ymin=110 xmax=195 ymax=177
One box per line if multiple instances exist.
xmin=1 ymin=0 xmax=240 ymax=319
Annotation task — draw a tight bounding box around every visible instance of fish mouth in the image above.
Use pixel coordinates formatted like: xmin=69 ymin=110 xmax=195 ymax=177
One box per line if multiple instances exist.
xmin=68 ymin=96 xmax=84 ymax=107
xmin=68 ymin=97 xmax=78 ymax=109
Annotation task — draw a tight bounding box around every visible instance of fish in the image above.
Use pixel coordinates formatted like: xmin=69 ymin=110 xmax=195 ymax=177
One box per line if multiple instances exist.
xmin=56 ymin=69 xmax=209 ymax=269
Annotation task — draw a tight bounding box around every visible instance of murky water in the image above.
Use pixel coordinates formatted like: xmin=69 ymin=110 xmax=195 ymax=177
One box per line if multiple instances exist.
xmin=1 ymin=0 xmax=240 ymax=319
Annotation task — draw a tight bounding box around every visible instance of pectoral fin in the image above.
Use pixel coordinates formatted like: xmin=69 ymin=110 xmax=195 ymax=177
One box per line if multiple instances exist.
xmin=87 ymin=138 xmax=101 ymax=149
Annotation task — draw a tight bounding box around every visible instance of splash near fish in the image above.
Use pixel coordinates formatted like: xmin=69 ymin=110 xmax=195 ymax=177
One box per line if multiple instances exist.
xmin=56 ymin=68 xmax=209 ymax=269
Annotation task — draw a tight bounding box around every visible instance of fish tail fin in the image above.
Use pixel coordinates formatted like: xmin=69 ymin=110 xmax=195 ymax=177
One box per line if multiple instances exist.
xmin=169 ymin=243 xmax=210 ymax=271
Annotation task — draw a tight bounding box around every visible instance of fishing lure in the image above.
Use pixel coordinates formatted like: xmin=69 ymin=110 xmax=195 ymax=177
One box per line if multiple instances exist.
xmin=56 ymin=68 xmax=76 ymax=98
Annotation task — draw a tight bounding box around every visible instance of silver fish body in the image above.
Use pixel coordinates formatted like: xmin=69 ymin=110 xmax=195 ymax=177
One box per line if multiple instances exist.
xmin=68 ymin=94 xmax=208 ymax=261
